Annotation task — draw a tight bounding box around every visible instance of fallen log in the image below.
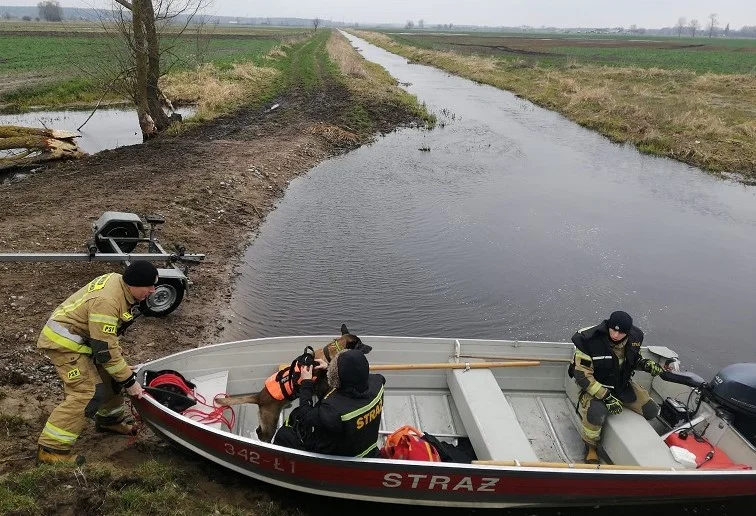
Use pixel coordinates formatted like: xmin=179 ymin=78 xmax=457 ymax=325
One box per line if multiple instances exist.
xmin=0 ymin=125 xmax=86 ymax=171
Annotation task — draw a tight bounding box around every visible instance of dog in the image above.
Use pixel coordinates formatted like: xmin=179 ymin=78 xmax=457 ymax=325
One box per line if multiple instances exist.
xmin=216 ymin=324 xmax=371 ymax=442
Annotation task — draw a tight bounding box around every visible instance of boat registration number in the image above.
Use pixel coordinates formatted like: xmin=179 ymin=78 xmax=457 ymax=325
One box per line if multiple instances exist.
xmin=223 ymin=443 xmax=296 ymax=473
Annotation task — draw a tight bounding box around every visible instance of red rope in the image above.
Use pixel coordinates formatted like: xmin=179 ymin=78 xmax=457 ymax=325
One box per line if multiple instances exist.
xmin=146 ymin=373 xmax=236 ymax=431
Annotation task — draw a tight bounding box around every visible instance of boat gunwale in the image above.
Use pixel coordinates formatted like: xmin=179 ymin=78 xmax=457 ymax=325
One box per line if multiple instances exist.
xmin=134 ymin=335 xmax=756 ymax=477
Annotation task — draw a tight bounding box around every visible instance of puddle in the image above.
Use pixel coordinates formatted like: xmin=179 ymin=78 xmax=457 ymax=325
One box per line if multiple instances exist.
xmin=0 ymin=105 xmax=196 ymax=155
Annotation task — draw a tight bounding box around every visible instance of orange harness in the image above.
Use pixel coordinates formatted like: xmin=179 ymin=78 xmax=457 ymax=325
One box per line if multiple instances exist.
xmin=265 ymin=346 xmax=324 ymax=401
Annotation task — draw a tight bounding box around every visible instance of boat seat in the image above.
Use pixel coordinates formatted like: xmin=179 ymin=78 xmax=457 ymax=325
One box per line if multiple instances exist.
xmin=447 ymin=363 xmax=538 ymax=462
xmin=190 ymin=370 xmax=229 ymax=430
xmin=564 ymin=377 xmax=678 ymax=467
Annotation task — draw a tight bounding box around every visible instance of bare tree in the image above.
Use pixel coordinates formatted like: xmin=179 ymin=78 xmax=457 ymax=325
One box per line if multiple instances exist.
xmin=418 ymin=19 xmax=424 ymax=29
xmin=405 ymin=20 xmax=414 ymax=29
xmin=689 ymin=19 xmax=699 ymax=37
xmin=629 ymin=24 xmax=638 ymax=33
xmin=37 ymin=1 xmax=63 ymax=22
xmin=724 ymin=23 xmax=730 ymax=37
xmin=676 ymin=17 xmax=686 ymax=37
xmin=312 ymin=17 xmax=320 ymax=31
xmin=100 ymin=0 xmax=208 ymax=139
xmin=708 ymin=13 xmax=718 ymax=38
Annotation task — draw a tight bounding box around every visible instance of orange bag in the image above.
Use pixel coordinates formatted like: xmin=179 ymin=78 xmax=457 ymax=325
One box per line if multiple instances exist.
xmin=380 ymin=425 xmax=441 ymax=462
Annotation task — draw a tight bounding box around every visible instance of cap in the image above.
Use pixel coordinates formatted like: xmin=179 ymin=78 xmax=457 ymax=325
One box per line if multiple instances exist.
xmin=607 ymin=311 xmax=633 ymax=333
xmin=123 ymin=261 xmax=158 ymax=287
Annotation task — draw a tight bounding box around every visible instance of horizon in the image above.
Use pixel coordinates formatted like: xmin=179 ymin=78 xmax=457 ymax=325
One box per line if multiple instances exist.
xmin=3 ymin=0 xmax=756 ymax=29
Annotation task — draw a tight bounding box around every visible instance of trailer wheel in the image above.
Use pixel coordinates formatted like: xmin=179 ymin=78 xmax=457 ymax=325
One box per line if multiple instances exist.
xmin=143 ymin=279 xmax=185 ymax=317
xmin=96 ymin=221 xmax=140 ymax=253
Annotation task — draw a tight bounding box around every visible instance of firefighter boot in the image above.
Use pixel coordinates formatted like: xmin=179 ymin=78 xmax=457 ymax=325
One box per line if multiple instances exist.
xmin=37 ymin=446 xmax=85 ymax=466
xmin=584 ymin=444 xmax=599 ymax=464
xmin=95 ymin=414 xmax=137 ymax=436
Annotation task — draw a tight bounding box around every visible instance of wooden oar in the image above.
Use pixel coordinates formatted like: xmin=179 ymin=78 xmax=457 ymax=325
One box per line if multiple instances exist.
xmin=369 ymin=360 xmax=540 ymax=371
xmin=456 ymin=354 xmax=572 ymax=364
xmin=473 ymin=460 xmax=676 ymax=471
xmin=217 ymin=361 xmax=540 ymax=406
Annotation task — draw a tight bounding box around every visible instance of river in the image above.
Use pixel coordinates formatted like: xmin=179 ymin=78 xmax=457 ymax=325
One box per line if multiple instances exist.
xmin=221 ymin=33 xmax=755 ymax=379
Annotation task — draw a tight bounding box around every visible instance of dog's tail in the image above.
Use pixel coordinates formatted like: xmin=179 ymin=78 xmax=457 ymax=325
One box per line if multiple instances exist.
xmin=215 ymin=393 xmax=260 ymax=406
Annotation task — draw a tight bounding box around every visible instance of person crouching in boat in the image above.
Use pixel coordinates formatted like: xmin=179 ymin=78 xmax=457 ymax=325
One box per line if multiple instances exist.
xmin=273 ymin=349 xmax=385 ymax=458
xmin=570 ymin=310 xmax=665 ymax=464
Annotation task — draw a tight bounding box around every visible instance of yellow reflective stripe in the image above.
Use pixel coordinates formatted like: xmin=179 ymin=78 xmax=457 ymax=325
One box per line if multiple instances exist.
xmin=42 ymin=422 xmax=79 ymax=444
xmin=587 ymin=382 xmax=604 ymax=396
xmin=96 ymin=406 xmax=125 ymax=418
xmin=89 ymin=313 xmax=119 ymax=325
xmin=355 ymin=442 xmax=378 ymax=458
xmin=54 ymin=294 xmax=90 ymax=318
xmin=582 ymin=425 xmax=601 ymax=440
xmin=104 ymin=358 xmax=129 ymax=375
xmin=42 ymin=325 xmax=92 ymax=355
xmin=341 ymin=385 xmax=384 ymax=421
xmin=574 ymin=349 xmax=592 ymax=363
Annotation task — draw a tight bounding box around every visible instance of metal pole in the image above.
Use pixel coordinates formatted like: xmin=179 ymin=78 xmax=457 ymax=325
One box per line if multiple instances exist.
xmin=0 ymin=253 xmax=204 ymax=263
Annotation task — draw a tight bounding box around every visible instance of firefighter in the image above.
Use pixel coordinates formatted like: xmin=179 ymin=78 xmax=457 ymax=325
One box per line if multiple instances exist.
xmin=36 ymin=261 xmax=157 ymax=465
xmin=570 ymin=310 xmax=665 ymax=464
xmin=273 ymin=349 xmax=385 ymax=458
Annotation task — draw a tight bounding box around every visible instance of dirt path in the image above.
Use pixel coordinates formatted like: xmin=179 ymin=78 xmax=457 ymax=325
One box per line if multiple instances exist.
xmin=0 ymin=76 xmax=420 ymax=488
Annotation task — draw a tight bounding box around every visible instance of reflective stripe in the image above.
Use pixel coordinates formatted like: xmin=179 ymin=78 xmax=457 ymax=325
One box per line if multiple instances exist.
xmin=96 ymin=406 xmax=125 ymax=418
xmin=340 ymin=385 xmax=384 ymax=421
xmin=577 ymin=325 xmax=595 ymax=333
xmin=42 ymin=323 xmax=91 ymax=355
xmin=582 ymin=424 xmax=601 ymax=440
xmin=592 ymin=355 xmax=613 ymax=360
xmin=42 ymin=422 xmax=79 ymax=444
xmin=89 ymin=313 xmax=119 ymax=325
xmin=356 ymin=442 xmax=378 ymax=458
xmin=53 ymin=294 xmax=90 ymax=318
xmin=587 ymin=382 xmax=604 ymax=396
xmin=104 ymin=358 xmax=129 ymax=376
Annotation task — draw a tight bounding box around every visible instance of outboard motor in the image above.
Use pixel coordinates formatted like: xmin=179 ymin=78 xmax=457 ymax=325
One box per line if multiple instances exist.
xmin=707 ymin=363 xmax=756 ymax=447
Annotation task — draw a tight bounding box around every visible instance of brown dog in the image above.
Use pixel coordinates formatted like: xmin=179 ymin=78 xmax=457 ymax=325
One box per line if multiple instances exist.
xmin=216 ymin=324 xmax=371 ymax=442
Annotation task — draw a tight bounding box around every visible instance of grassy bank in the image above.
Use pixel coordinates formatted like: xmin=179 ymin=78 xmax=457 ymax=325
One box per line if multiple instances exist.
xmin=0 ymin=459 xmax=304 ymax=515
xmin=0 ymin=21 xmax=305 ymax=112
xmin=354 ymin=30 xmax=756 ymax=178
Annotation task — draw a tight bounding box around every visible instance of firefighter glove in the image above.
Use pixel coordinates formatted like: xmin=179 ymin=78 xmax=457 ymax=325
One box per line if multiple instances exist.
xmin=603 ymin=393 xmax=623 ymax=415
xmin=643 ymin=359 xmax=665 ymax=377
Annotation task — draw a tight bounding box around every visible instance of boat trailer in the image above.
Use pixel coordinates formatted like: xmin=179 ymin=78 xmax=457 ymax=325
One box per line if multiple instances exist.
xmin=0 ymin=211 xmax=205 ymax=316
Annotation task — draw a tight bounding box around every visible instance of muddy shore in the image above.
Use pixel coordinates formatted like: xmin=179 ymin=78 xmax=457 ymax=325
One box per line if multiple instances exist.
xmin=0 ymin=72 xmax=424 ymax=506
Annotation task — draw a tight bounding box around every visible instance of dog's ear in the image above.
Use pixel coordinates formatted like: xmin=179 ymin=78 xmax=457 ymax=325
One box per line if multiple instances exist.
xmin=341 ymin=323 xmax=349 ymax=335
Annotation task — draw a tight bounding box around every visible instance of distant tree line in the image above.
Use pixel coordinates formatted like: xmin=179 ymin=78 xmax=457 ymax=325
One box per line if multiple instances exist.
xmin=37 ymin=1 xmax=63 ymax=22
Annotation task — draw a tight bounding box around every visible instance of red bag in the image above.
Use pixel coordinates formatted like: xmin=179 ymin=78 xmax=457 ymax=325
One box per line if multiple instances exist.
xmin=380 ymin=425 xmax=441 ymax=462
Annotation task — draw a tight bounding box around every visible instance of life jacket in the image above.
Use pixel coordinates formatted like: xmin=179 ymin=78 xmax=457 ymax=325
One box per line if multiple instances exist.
xmin=265 ymin=347 xmax=319 ymax=401
xmin=380 ymin=425 xmax=441 ymax=462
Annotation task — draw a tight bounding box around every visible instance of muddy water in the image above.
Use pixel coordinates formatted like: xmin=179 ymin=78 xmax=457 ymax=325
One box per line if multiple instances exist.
xmin=0 ymin=105 xmax=195 ymax=155
xmin=222 ymin=33 xmax=756 ymax=380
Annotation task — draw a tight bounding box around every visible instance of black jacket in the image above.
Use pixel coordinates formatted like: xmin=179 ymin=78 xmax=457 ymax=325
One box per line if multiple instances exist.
xmin=292 ymin=373 xmax=385 ymax=457
xmin=571 ymin=320 xmax=645 ymax=391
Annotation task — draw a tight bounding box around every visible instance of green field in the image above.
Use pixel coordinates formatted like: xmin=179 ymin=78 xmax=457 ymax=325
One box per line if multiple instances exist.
xmin=384 ymin=31 xmax=756 ymax=74
xmin=0 ymin=21 xmax=309 ymax=110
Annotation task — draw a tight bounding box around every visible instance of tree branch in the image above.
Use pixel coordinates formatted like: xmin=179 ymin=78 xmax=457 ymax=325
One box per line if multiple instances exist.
xmin=114 ymin=0 xmax=134 ymax=10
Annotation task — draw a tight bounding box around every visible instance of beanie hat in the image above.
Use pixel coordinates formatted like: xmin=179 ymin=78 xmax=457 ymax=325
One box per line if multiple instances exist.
xmin=327 ymin=349 xmax=369 ymax=393
xmin=607 ymin=311 xmax=633 ymax=333
xmin=123 ymin=261 xmax=158 ymax=287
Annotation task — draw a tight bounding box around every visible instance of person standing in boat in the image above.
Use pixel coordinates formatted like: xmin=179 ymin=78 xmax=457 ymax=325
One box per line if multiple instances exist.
xmin=273 ymin=349 xmax=385 ymax=458
xmin=35 ymin=261 xmax=156 ymax=465
xmin=570 ymin=310 xmax=665 ymax=464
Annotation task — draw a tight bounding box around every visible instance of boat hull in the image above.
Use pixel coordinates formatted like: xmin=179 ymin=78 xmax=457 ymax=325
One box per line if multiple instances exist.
xmin=133 ymin=395 xmax=756 ymax=508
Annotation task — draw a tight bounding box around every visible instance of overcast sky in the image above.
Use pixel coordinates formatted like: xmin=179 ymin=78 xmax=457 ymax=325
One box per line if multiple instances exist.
xmin=9 ymin=0 xmax=756 ymax=28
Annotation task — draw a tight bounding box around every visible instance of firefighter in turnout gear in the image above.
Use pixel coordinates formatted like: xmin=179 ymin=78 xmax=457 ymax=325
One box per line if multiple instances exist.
xmin=570 ymin=311 xmax=664 ymax=464
xmin=273 ymin=349 xmax=385 ymax=458
xmin=36 ymin=261 xmax=158 ymax=465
